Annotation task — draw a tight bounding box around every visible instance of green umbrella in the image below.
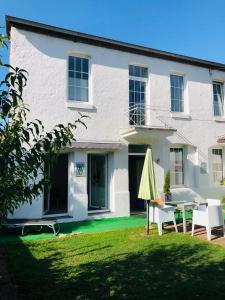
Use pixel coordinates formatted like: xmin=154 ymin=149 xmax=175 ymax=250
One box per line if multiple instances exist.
xmin=138 ymin=147 xmax=159 ymax=235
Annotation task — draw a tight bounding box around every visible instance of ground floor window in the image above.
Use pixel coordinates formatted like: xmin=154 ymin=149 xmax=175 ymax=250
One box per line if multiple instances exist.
xmin=88 ymin=154 xmax=108 ymax=211
xmin=211 ymin=149 xmax=223 ymax=185
xmin=170 ymin=148 xmax=184 ymax=186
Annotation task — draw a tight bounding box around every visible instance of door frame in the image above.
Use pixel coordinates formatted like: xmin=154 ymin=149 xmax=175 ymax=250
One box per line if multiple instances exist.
xmin=128 ymin=151 xmax=146 ymax=213
xmin=88 ymin=153 xmax=108 ymax=211
xmin=43 ymin=153 xmax=69 ymax=215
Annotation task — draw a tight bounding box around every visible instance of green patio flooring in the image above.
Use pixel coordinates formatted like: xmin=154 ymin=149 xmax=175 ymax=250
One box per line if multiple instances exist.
xmin=0 ymin=209 xmax=217 ymax=244
xmin=0 ymin=214 xmax=147 ymax=244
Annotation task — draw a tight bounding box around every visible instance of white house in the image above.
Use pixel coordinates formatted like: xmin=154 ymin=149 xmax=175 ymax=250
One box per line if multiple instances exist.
xmin=6 ymin=16 xmax=225 ymax=222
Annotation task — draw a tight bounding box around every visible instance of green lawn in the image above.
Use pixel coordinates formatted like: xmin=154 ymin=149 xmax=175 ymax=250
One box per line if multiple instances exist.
xmin=4 ymin=226 xmax=225 ymax=300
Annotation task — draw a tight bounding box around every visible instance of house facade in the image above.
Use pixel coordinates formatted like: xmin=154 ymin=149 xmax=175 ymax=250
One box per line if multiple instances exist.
xmin=6 ymin=16 xmax=225 ymax=221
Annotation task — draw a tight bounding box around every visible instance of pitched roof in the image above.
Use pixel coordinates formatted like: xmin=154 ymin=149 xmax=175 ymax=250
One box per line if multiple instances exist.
xmin=6 ymin=15 xmax=225 ymax=72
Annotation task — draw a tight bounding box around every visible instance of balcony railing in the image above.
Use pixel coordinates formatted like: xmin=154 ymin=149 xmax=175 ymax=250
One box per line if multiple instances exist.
xmin=128 ymin=103 xmax=149 ymax=126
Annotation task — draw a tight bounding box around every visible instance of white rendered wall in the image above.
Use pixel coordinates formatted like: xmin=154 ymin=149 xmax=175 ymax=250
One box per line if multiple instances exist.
xmin=9 ymin=26 xmax=225 ymax=220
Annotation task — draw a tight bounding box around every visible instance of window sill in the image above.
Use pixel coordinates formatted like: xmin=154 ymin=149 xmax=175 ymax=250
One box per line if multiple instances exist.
xmin=170 ymin=112 xmax=191 ymax=120
xmin=214 ymin=116 xmax=225 ymax=122
xmin=66 ymin=101 xmax=95 ymax=110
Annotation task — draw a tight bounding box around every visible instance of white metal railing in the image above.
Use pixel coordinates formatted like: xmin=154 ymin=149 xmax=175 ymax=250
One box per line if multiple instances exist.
xmin=127 ymin=103 xmax=150 ymax=126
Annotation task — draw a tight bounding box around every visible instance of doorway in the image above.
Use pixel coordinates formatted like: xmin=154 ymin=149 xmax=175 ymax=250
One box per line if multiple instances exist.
xmin=88 ymin=154 xmax=108 ymax=211
xmin=129 ymin=155 xmax=145 ymax=212
xmin=44 ymin=154 xmax=68 ymax=214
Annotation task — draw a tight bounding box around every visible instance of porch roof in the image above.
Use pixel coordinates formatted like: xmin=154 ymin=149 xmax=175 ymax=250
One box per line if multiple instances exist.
xmin=68 ymin=141 xmax=121 ymax=150
xmin=120 ymin=126 xmax=176 ymax=143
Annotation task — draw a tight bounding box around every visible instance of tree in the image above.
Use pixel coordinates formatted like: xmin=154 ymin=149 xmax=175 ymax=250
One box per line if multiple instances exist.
xmin=0 ymin=33 xmax=86 ymax=220
xmin=163 ymin=170 xmax=171 ymax=196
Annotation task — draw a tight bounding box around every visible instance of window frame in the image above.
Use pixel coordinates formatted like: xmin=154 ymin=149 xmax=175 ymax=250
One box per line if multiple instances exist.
xmin=170 ymin=74 xmax=185 ymax=113
xmin=129 ymin=64 xmax=149 ymax=125
xmin=212 ymin=81 xmax=224 ymax=117
xmin=67 ymin=55 xmax=90 ymax=103
xmin=211 ymin=148 xmax=223 ymax=185
xmin=170 ymin=147 xmax=184 ymax=187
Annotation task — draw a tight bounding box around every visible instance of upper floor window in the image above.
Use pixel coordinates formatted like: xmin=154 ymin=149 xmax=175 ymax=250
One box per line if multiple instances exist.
xmin=68 ymin=56 xmax=89 ymax=102
xmin=213 ymin=81 xmax=224 ymax=116
xmin=129 ymin=65 xmax=148 ymax=125
xmin=211 ymin=149 xmax=223 ymax=185
xmin=170 ymin=74 xmax=184 ymax=112
xmin=170 ymin=148 xmax=184 ymax=185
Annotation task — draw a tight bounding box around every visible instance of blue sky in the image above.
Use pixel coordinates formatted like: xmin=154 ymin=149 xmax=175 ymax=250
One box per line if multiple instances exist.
xmin=1 ymin=0 xmax=225 ymax=65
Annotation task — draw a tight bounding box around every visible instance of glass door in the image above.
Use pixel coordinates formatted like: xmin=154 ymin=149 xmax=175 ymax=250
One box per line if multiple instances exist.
xmin=88 ymin=154 xmax=108 ymax=210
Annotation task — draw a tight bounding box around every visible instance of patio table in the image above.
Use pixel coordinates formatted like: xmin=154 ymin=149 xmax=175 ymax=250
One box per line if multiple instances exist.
xmin=165 ymin=201 xmax=196 ymax=233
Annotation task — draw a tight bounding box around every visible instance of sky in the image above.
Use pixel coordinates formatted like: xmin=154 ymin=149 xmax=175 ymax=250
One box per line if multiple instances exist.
xmin=1 ymin=0 xmax=225 ymax=67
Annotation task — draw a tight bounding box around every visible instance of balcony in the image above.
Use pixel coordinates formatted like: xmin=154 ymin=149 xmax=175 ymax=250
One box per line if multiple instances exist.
xmin=121 ymin=103 xmax=176 ymax=143
xmin=128 ymin=103 xmax=149 ymax=126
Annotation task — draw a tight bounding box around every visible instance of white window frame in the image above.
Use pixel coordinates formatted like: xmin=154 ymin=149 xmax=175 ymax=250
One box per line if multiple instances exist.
xmin=211 ymin=148 xmax=224 ymax=185
xmin=212 ymin=81 xmax=224 ymax=117
xmin=67 ymin=54 xmax=90 ymax=103
xmin=129 ymin=65 xmax=149 ymax=125
xmin=170 ymin=147 xmax=184 ymax=187
xmin=170 ymin=73 xmax=185 ymax=113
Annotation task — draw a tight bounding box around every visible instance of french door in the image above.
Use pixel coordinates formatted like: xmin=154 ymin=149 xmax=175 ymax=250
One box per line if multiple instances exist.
xmin=88 ymin=154 xmax=108 ymax=210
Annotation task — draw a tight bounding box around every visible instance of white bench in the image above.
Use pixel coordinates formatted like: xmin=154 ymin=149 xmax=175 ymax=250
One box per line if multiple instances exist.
xmin=2 ymin=218 xmax=60 ymax=236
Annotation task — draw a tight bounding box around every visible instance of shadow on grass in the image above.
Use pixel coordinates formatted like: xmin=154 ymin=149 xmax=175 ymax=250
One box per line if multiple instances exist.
xmin=5 ymin=232 xmax=225 ymax=300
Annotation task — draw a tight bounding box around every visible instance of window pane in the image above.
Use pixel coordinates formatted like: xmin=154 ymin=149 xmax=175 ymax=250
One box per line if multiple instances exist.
xmin=68 ymin=86 xmax=74 ymax=100
xmin=212 ymin=149 xmax=223 ymax=184
xmin=129 ymin=80 xmax=134 ymax=91
xmin=170 ymin=148 xmax=184 ymax=185
xmin=129 ymin=65 xmax=134 ymax=76
xmin=129 ymin=67 xmax=147 ymax=125
xmin=129 ymin=65 xmax=148 ymax=78
xmin=213 ymin=82 xmax=224 ymax=116
xmin=170 ymin=75 xmax=184 ymax=112
xmin=75 ymin=72 xmax=81 ymax=79
xmin=68 ymin=56 xmax=89 ymax=102
xmin=128 ymin=145 xmax=148 ymax=153
xmin=68 ymin=56 xmax=75 ymax=70
xmin=69 ymin=71 xmax=75 ymax=79
xmin=82 ymin=58 xmax=89 ymax=73
xmin=81 ymin=88 xmax=88 ymax=101
xmin=135 ymin=81 xmax=140 ymax=92
xmin=75 ymin=86 xmax=81 ymax=101
xmin=75 ymin=57 xmax=81 ymax=72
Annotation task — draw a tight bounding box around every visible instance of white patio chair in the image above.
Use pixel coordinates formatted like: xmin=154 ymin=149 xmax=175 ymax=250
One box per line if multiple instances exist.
xmin=149 ymin=204 xmax=178 ymax=236
xmin=192 ymin=199 xmax=225 ymax=241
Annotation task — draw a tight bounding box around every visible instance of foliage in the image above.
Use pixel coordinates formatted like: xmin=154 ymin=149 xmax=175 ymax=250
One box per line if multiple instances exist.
xmin=222 ymin=196 xmax=225 ymax=204
xmin=0 ymin=32 xmax=86 ymax=219
xmin=163 ymin=170 xmax=170 ymax=195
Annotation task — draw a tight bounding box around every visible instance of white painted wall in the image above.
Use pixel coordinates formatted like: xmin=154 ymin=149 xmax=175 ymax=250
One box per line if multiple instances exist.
xmin=9 ymin=26 xmax=225 ymax=220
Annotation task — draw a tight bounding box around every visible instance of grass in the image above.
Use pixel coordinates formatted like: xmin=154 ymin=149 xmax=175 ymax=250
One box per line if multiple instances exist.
xmin=0 ymin=215 xmax=147 ymax=243
xmin=4 ymin=226 xmax=225 ymax=300
xmin=0 ymin=211 xmax=193 ymax=243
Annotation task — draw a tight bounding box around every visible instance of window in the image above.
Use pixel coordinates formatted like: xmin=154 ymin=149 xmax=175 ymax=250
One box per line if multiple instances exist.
xmin=170 ymin=74 xmax=184 ymax=112
xmin=212 ymin=149 xmax=223 ymax=184
xmin=213 ymin=82 xmax=224 ymax=116
xmin=128 ymin=144 xmax=148 ymax=154
xmin=129 ymin=65 xmax=148 ymax=125
xmin=170 ymin=148 xmax=184 ymax=185
xmin=68 ymin=56 xmax=89 ymax=102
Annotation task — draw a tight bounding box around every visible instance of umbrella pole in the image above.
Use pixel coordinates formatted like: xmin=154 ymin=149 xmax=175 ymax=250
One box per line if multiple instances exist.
xmin=147 ymin=200 xmax=150 ymax=235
